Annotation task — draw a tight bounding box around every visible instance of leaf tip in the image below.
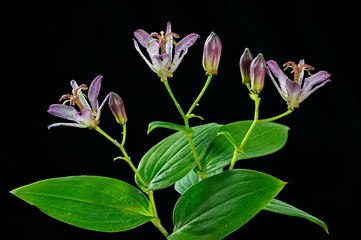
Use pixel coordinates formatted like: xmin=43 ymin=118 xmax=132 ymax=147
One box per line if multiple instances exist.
xmin=146 ymin=128 xmax=152 ymax=135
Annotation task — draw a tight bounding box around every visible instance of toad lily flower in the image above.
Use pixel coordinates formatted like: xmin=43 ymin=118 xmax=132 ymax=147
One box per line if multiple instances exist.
xmin=48 ymin=75 xmax=111 ymax=130
xmin=133 ymin=22 xmax=199 ymax=82
xmin=267 ymin=60 xmax=331 ymax=110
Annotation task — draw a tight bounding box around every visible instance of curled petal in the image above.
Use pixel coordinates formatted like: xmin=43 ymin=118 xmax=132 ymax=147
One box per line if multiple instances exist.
xmin=88 ymin=75 xmax=103 ymax=113
xmin=47 ymin=104 xmax=77 ymax=121
xmin=133 ymin=29 xmax=152 ymax=47
xmin=303 ymin=71 xmax=331 ymax=93
xmin=133 ymin=39 xmax=158 ymax=73
xmin=96 ymin=92 xmax=112 ymax=121
xmin=267 ymin=60 xmax=289 ymax=93
xmin=48 ymin=122 xmax=87 ymax=130
xmin=133 ymin=29 xmax=159 ymax=61
xmin=173 ymin=33 xmax=199 ymax=68
xmin=266 ymin=67 xmax=287 ymax=101
xmin=302 ymin=78 xmax=331 ymax=102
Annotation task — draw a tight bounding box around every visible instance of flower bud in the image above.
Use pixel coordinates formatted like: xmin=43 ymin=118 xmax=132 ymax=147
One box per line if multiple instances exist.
xmin=202 ymin=32 xmax=222 ymax=76
xmin=250 ymin=53 xmax=266 ymax=94
xmin=239 ymin=48 xmax=253 ymax=85
xmin=108 ymin=92 xmax=127 ymax=125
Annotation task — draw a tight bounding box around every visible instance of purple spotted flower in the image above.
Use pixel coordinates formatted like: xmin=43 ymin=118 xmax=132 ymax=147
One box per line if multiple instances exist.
xmin=133 ymin=22 xmax=199 ymax=81
xmin=267 ymin=60 xmax=331 ymax=110
xmin=47 ymin=75 xmax=111 ymax=130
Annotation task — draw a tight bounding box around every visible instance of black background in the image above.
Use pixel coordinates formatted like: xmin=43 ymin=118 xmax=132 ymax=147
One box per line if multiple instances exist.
xmin=7 ymin=0 xmax=360 ymax=239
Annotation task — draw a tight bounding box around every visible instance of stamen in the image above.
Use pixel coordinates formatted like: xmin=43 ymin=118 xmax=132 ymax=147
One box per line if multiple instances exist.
xmin=148 ymin=30 xmax=180 ymax=53
xmin=283 ymin=61 xmax=315 ymax=82
xmin=59 ymin=84 xmax=88 ymax=110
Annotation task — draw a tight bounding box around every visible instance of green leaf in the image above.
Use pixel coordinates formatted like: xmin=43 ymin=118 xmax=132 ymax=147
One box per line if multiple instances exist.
xmin=11 ymin=176 xmax=154 ymax=232
xmin=170 ymin=169 xmax=286 ymax=240
xmin=174 ymin=168 xmax=223 ymax=195
xmin=147 ymin=121 xmax=192 ymax=134
xmin=136 ymin=123 xmax=221 ymax=191
xmin=202 ymin=120 xmax=289 ymax=173
xmin=264 ymin=199 xmax=329 ymax=234
xmin=174 ymin=169 xmax=200 ymax=195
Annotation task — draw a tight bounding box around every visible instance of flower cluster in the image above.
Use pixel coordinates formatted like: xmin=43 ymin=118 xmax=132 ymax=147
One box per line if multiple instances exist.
xmin=239 ymin=48 xmax=331 ymax=108
xmin=48 ymin=21 xmax=331 ymax=130
xmin=48 ymin=75 xmax=127 ymax=130
xmin=33 ymin=21 xmax=332 ymax=240
xmin=133 ymin=22 xmax=199 ymax=82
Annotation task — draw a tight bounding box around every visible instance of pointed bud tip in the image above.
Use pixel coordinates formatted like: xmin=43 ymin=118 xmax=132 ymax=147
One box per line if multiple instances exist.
xmin=108 ymin=92 xmax=128 ymax=125
xmin=202 ymin=32 xmax=222 ymax=75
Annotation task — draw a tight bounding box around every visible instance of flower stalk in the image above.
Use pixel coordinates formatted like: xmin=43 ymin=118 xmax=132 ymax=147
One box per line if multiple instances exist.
xmin=186 ymin=74 xmax=213 ymax=119
xmin=229 ymin=94 xmax=260 ymax=170
xmin=163 ymin=80 xmax=204 ymax=173
xmin=95 ymin=126 xmax=169 ymax=238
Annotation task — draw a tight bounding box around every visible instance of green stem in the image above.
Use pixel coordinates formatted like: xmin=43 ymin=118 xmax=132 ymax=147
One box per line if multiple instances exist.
xmin=95 ymin=127 xmax=168 ymax=238
xmin=258 ymin=109 xmax=293 ymax=122
xmin=163 ymin=80 xmax=190 ymax=130
xmin=120 ymin=123 xmax=127 ymax=146
xmin=162 ymin=80 xmax=203 ymax=173
xmin=148 ymin=191 xmax=169 ymax=238
xmin=229 ymin=94 xmax=260 ymax=170
xmin=186 ymin=75 xmax=213 ymax=117
xmin=186 ymin=133 xmax=205 ymax=173
xmin=95 ymin=126 xmax=148 ymax=188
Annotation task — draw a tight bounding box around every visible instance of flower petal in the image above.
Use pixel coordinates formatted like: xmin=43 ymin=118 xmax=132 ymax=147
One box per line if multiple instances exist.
xmin=172 ymin=33 xmax=199 ymax=68
xmin=301 ymin=78 xmax=331 ymax=102
xmin=96 ymin=92 xmax=112 ymax=121
xmin=298 ymin=59 xmax=305 ymax=85
xmin=153 ymin=53 xmax=171 ymax=80
xmin=133 ymin=39 xmax=158 ymax=73
xmin=286 ymin=79 xmax=303 ymax=109
xmin=133 ymin=29 xmax=159 ymax=61
xmin=74 ymin=109 xmax=98 ymax=129
xmin=133 ymin=29 xmax=152 ymax=47
xmin=303 ymin=71 xmax=331 ymax=93
xmin=267 ymin=60 xmax=289 ymax=93
xmin=48 ymin=122 xmax=87 ymax=130
xmin=266 ymin=67 xmax=287 ymax=101
xmin=47 ymin=104 xmax=77 ymax=121
xmin=165 ymin=22 xmax=174 ymax=59
xmin=88 ymin=75 xmax=103 ymax=112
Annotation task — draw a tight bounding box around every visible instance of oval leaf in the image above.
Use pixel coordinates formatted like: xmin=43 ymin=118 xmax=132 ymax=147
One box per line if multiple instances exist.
xmin=11 ymin=176 xmax=154 ymax=232
xmin=264 ymin=199 xmax=329 ymax=233
xmin=203 ymin=121 xmax=289 ymax=173
xmin=136 ymin=123 xmax=221 ymax=191
xmin=170 ymin=169 xmax=286 ymax=240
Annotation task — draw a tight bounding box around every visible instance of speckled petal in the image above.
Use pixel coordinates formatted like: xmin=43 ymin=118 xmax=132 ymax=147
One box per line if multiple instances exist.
xmin=285 ymin=79 xmax=303 ymax=109
xmin=172 ymin=33 xmax=199 ymax=69
xmin=303 ymin=71 xmax=331 ymax=93
xmin=153 ymin=53 xmax=171 ymax=80
xmin=74 ymin=109 xmax=98 ymax=129
xmin=267 ymin=60 xmax=289 ymax=93
xmin=88 ymin=75 xmax=103 ymax=112
xmin=47 ymin=104 xmax=77 ymax=121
